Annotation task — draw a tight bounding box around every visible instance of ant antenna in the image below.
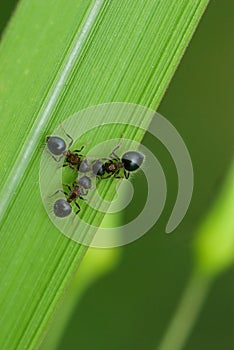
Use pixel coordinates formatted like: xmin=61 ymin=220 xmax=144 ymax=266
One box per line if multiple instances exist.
xmin=60 ymin=123 xmax=74 ymax=149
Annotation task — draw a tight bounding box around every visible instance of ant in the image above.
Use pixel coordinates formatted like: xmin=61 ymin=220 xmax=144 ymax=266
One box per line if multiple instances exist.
xmin=52 ymin=176 xmax=92 ymax=217
xmin=46 ymin=128 xmax=85 ymax=171
xmin=92 ymin=144 xmax=144 ymax=180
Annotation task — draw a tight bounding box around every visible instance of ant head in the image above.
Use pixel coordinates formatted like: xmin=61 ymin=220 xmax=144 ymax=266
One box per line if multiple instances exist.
xmin=79 ymin=159 xmax=91 ymax=173
xmin=46 ymin=136 xmax=66 ymax=155
xmin=78 ymin=176 xmax=92 ymax=189
xmin=92 ymin=160 xmax=105 ymax=177
xmin=122 ymin=151 xmax=144 ymax=172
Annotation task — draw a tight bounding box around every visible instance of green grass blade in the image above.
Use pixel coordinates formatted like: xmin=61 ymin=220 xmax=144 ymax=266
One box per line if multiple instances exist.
xmin=0 ymin=0 xmax=209 ymax=349
xmin=158 ymin=157 xmax=234 ymax=350
xmin=195 ymin=159 xmax=234 ymax=276
xmin=158 ymin=272 xmax=211 ymax=350
xmin=41 ymin=246 xmax=120 ymax=350
xmin=0 ymin=0 xmax=104 ymax=220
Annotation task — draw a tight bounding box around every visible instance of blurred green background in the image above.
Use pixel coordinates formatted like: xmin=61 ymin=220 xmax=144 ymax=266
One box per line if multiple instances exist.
xmin=1 ymin=0 xmax=234 ymax=349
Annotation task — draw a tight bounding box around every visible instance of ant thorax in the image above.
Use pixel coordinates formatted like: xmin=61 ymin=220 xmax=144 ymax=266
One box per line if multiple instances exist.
xmin=107 ymin=163 xmax=117 ymax=172
xmin=66 ymin=151 xmax=80 ymax=164
xmin=106 ymin=161 xmax=124 ymax=172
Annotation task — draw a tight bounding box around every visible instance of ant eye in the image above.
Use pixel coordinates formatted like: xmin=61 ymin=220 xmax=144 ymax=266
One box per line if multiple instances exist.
xmin=92 ymin=161 xmax=105 ymax=176
xmin=46 ymin=136 xmax=66 ymax=155
xmin=122 ymin=151 xmax=144 ymax=172
xmin=54 ymin=199 xmax=72 ymax=217
xmin=78 ymin=176 xmax=92 ymax=189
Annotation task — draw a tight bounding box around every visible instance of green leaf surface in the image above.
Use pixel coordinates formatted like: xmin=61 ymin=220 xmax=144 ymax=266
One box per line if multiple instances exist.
xmin=194 ymin=159 xmax=234 ymax=276
xmin=158 ymin=157 xmax=234 ymax=350
xmin=41 ymin=245 xmax=120 ymax=350
xmin=0 ymin=0 xmax=209 ymax=348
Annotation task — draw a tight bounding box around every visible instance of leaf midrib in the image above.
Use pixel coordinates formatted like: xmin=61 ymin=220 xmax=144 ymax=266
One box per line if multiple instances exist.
xmin=0 ymin=0 xmax=105 ymax=222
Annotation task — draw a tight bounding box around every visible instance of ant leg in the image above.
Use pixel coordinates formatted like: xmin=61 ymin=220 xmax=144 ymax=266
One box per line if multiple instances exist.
xmin=73 ymin=146 xmax=84 ymax=153
xmin=73 ymin=151 xmax=84 ymax=159
xmin=50 ymin=154 xmax=64 ymax=162
xmin=57 ymin=162 xmax=71 ymax=169
xmin=74 ymin=201 xmax=81 ymax=214
xmin=109 ymin=149 xmax=120 ymax=161
xmin=74 ymin=153 xmax=84 ymax=158
xmin=109 ymin=138 xmax=125 ymax=159
xmin=72 ymin=181 xmax=79 ymax=187
xmin=62 ymin=163 xmax=76 ymax=171
xmin=124 ymin=170 xmax=130 ymax=179
xmin=50 ymin=189 xmax=68 ymax=197
xmin=63 ymin=184 xmax=72 ymax=191
xmin=114 ymin=170 xmax=123 ymax=179
xmin=100 ymin=173 xmax=112 ymax=180
xmin=60 ymin=124 xmax=74 ymax=148
xmin=66 ymin=133 xmax=74 ymax=149
xmin=45 ymin=148 xmax=61 ymax=162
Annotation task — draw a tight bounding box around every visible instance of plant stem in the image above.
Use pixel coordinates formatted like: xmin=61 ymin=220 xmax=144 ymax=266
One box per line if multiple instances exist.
xmin=157 ymin=271 xmax=212 ymax=350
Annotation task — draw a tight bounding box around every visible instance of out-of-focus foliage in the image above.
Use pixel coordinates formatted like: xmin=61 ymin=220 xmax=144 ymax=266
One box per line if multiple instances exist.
xmin=1 ymin=1 xmax=234 ymax=350
xmin=195 ymin=160 xmax=234 ymax=276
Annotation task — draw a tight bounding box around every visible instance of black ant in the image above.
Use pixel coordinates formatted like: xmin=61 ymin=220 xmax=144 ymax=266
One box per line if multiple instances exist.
xmin=92 ymin=144 xmax=144 ymax=179
xmin=46 ymin=129 xmax=85 ymax=171
xmin=52 ymin=176 xmax=92 ymax=217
